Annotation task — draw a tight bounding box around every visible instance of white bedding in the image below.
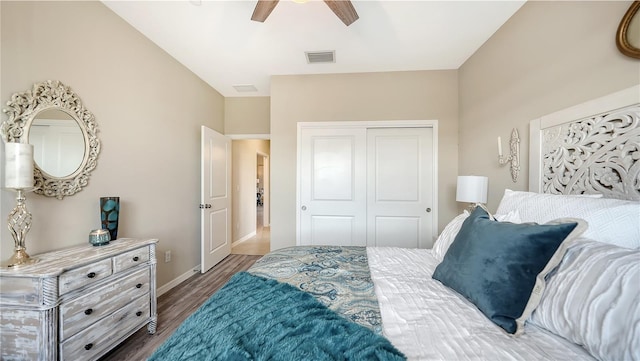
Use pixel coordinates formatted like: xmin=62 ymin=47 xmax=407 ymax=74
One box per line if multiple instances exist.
xmin=367 ymin=247 xmax=596 ymax=361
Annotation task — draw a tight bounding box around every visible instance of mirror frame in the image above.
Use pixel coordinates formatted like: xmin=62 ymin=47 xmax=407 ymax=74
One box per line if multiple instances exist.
xmin=616 ymin=1 xmax=640 ymax=59
xmin=1 ymin=80 xmax=100 ymax=199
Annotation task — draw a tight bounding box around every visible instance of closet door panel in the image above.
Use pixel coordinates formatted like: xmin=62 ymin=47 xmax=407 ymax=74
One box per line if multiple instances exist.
xmin=374 ymin=216 xmax=421 ymax=248
xmin=299 ymin=128 xmax=367 ymax=246
xmin=367 ymin=128 xmax=434 ymax=248
xmin=310 ymin=216 xmax=356 ymax=246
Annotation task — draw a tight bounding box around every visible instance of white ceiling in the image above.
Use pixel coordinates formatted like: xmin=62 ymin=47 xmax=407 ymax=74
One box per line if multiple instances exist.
xmin=102 ymin=0 xmax=526 ymax=97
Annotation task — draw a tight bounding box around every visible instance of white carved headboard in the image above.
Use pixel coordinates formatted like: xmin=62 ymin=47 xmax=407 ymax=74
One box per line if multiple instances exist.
xmin=529 ymin=85 xmax=640 ymax=201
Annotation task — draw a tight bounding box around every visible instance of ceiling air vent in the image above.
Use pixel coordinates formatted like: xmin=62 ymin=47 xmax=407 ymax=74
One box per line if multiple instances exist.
xmin=233 ymin=84 xmax=258 ymax=93
xmin=305 ymin=51 xmax=335 ymax=64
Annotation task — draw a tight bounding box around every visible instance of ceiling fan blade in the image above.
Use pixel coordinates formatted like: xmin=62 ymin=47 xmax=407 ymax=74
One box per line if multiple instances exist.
xmin=251 ymin=0 xmax=280 ymax=22
xmin=324 ymin=0 xmax=359 ymax=26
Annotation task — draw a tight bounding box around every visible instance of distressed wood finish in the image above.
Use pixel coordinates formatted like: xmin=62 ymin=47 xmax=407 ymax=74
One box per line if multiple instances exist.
xmin=60 ymin=268 xmax=150 ymax=341
xmin=60 ymin=296 xmax=150 ymax=361
xmin=0 ymin=238 xmax=158 ymax=361
xmin=59 ymin=259 xmax=112 ymax=295
xmin=113 ymin=248 xmax=150 ymax=273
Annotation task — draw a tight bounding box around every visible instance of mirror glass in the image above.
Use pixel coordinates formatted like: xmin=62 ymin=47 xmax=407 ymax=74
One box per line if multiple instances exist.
xmin=28 ymin=109 xmax=85 ymax=178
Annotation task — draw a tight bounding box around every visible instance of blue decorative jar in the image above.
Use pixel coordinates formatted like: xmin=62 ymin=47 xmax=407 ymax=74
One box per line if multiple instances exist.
xmin=89 ymin=229 xmax=111 ymax=246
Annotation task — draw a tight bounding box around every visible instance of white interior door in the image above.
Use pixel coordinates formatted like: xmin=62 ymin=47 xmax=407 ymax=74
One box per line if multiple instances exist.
xmin=201 ymin=126 xmax=231 ymax=273
xmin=299 ymin=127 xmax=367 ymax=246
xmin=366 ymin=128 xmax=434 ymax=248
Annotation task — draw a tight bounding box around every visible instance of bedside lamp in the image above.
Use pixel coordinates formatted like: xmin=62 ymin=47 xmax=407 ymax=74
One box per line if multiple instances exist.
xmin=456 ymin=176 xmax=488 ymax=211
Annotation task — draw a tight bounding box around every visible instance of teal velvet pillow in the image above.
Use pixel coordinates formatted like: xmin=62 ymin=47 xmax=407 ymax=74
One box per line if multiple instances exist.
xmin=432 ymin=207 xmax=586 ymax=335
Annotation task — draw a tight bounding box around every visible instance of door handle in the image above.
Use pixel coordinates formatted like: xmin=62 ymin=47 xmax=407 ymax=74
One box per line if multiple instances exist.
xmin=301 ymin=205 xmax=307 ymax=211
xmin=426 ymin=208 xmax=431 ymax=213
xmin=199 ymin=204 xmax=212 ymax=209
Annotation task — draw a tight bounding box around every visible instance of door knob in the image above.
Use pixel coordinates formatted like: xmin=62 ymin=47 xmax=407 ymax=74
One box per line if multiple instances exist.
xmin=426 ymin=208 xmax=431 ymax=212
xmin=301 ymin=205 xmax=307 ymax=211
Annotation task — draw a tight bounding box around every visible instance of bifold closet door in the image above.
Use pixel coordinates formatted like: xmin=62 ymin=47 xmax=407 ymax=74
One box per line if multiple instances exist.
xmin=299 ymin=128 xmax=367 ymax=246
xmin=366 ymin=128 xmax=434 ymax=248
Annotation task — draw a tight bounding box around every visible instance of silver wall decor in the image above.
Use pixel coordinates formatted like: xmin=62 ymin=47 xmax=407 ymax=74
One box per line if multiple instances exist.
xmin=1 ymin=80 xmax=100 ymax=199
xmin=498 ymin=128 xmax=521 ymax=183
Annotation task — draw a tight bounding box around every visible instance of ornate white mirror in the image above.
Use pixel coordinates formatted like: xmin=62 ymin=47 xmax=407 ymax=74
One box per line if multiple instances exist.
xmin=1 ymin=80 xmax=100 ymax=199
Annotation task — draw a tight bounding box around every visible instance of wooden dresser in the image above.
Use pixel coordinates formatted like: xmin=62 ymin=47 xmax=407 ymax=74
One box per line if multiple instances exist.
xmin=0 ymin=238 xmax=158 ymax=361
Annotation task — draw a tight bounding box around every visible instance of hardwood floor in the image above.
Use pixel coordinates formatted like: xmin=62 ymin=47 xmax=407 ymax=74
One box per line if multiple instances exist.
xmin=99 ymin=254 xmax=261 ymax=361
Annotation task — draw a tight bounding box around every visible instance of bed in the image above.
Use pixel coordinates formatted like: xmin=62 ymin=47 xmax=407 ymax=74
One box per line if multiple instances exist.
xmin=149 ymin=86 xmax=639 ymax=361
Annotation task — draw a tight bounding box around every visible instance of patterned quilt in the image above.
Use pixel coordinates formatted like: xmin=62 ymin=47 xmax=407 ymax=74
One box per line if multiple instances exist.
xmin=248 ymin=246 xmax=383 ymax=333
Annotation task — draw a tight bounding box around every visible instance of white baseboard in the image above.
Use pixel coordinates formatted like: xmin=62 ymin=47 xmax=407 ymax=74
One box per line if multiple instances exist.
xmin=157 ymin=265 xmax=201 ymax=297
xmin=159 ymin=230 xmax=259 ymax=297
xmin=232 ymin=231 xmax=257 ymax=246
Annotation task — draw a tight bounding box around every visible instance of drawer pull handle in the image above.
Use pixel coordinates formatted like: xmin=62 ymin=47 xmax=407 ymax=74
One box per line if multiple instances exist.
xmin=133 ymin=256 xmax=140 ymax=261
xmin=87 ymin=272 xmax=96 ymax=279
xmin=85 ymin=343 xmax=93 ymax=350
xmin=136 ymin=311 xmax=143 ymax=317
xmin=84 ymin=308 xmax=93 ymax=315
xmin=136 ymin=283 xmax=143 ymax=289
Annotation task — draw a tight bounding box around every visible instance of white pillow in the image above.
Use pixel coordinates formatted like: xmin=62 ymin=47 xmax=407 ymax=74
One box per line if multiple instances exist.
xmin=529 ymin=239 xmax=640 ymax=361
xmin=432 ymin=210 xmax=469 ymax=261
xmin=431 ymin=209 xmax=521 ymax=261
xmin=496 ymin=189 xmax=640 ymax=249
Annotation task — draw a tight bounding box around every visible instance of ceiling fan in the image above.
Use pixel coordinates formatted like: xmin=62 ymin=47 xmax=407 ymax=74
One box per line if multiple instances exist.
xmin=251 ymin=0 xmax=359 ymax=26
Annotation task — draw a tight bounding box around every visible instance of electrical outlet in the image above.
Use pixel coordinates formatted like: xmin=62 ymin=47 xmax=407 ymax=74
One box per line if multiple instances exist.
xmin=165 ymin=250 xmax=171 ymax=263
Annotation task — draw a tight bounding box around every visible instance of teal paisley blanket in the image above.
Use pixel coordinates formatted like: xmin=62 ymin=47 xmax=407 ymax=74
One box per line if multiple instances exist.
xmin=248 ymin=246 xmax=383 ymax=333
xmin=148 ymin=272 xmax=405 ymax=361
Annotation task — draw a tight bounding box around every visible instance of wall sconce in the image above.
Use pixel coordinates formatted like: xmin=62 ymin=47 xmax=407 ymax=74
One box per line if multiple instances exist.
xmin=3 ymin=142 xmax=37 ymax=267
xmin=456 ymin=175 xmax=488 ymax=211
xmin=497 ymin=128 xmax=520 ymax=183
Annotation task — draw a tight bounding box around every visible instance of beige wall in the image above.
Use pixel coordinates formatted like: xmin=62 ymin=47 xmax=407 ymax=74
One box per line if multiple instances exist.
xmin=231 ymin=139 xmax=270 ymax=243
xmin=459 ymin=1 xmax=640 ymax=210
xmin=225 ymin=97 xmax=271 ymax=135
xmin=0 ymin=1 xmax=225 ymax=289
xmin=270 ymin=71 xmax=459 ymax=251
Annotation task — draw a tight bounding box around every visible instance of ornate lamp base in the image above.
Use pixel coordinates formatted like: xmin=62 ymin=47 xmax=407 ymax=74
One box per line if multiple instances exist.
xmin=3 ymin=189 xmax=38 ymax=268
xmin=2 ymin=248 xmax=38 ymax=268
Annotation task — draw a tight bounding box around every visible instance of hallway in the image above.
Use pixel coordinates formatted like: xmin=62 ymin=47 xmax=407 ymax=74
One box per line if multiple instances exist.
xmin=231 ymin=205 xmax=270 ymax=256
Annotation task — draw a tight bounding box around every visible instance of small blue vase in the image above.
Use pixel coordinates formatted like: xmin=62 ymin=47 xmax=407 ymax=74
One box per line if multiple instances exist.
xmin=100 ymin=197 xmax=120 ymax=241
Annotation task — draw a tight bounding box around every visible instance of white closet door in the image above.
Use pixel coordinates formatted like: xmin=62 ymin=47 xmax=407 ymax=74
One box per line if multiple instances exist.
xmin=366 ymin=128 xmax=434 ymax=248
xmin=299 ymin=128 xmax=367 ymax=246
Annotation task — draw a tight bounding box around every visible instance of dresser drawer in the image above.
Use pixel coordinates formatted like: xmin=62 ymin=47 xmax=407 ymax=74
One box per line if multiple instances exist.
xmin=59 ymin=259 xmax=113 ymax=295
xmin=113 ymin=246 xmax=150 ymax=273
xmin=59 ymin=267 xmax=150 ymax=341
xmin=60 ymin=294 xmax=150 ymax=361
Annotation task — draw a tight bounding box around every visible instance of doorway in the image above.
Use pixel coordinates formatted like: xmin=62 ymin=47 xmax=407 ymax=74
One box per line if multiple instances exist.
xmin=230 ymin=139 xmax=270 ymax=255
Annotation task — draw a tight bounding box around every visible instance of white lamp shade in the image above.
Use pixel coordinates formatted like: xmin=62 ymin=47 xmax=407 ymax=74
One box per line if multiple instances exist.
xmin=456 ymin=176 xmax=488 ymax=204
xmin=4 ymin=142 xmax=34 ymax=189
